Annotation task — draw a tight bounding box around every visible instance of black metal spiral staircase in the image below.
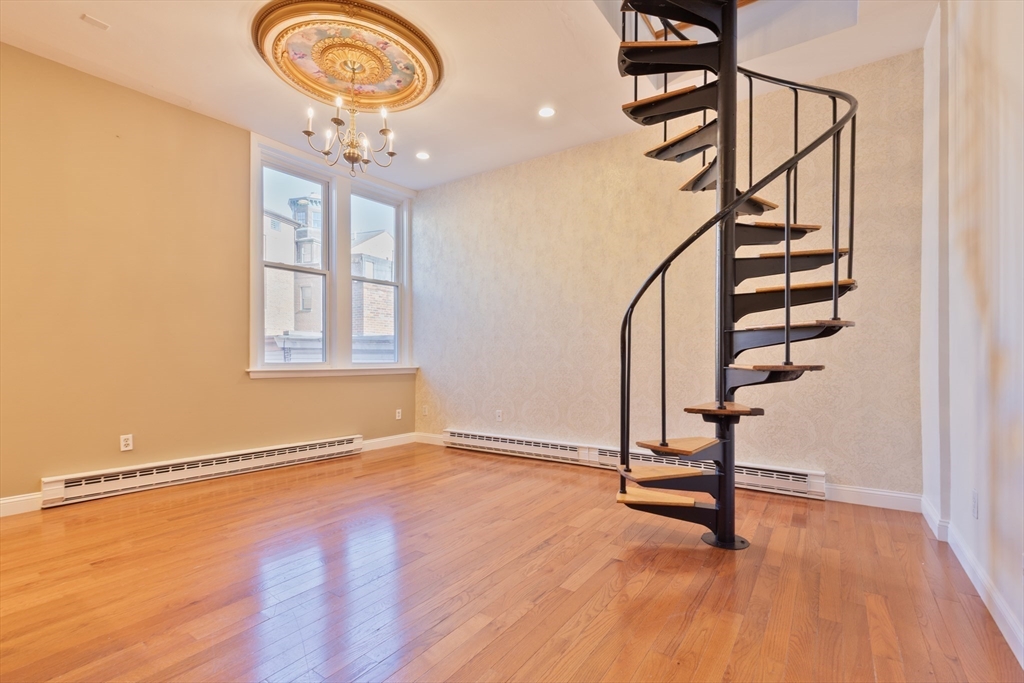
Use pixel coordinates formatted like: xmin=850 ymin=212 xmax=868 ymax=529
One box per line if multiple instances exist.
xmin=615 ymin=0 xmax=859 ymax=549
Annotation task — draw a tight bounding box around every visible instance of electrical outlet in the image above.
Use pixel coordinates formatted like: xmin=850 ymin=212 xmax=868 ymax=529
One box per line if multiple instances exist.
xmin=422 ymin=405 xmax=428 ymax=416
xmin=496 ymin=410 xmax=503 ymax=422
xmin=972 ymin=489 xmax=979 ymax=519
xmin=120 ymin=434 xmax=133 ymax=452
xmin=395 ymin=409 xmax=402 ymax=420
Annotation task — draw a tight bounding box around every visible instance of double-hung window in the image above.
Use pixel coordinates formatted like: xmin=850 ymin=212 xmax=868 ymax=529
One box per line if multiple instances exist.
xmin=249 ymin=135 xmax=413 ymax=377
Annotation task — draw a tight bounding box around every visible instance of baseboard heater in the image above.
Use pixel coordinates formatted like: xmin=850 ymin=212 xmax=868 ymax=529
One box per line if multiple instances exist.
xmin=443 ymin=429 xmax=825 ymax=500
xmin=40 ymin=436 xmax=363 ymax=508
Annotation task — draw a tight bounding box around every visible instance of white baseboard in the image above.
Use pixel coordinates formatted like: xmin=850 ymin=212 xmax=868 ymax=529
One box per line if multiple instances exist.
xmin=948 ymin=524 xmax=1024 ymax=667
xmin=823 ymin=482 xmax=922 ymax=512
xmin=921 ymin=495 xmax=950 ymax=541
xmin=361 ymin=432 xmax=419 ymax=450
xmin=413 ymin=431 xmax=445 ymax=446
xmin=361 ymin=432 xmax=445 ymax=450
xmin=0 ymin=492 xmax=42 ymax=517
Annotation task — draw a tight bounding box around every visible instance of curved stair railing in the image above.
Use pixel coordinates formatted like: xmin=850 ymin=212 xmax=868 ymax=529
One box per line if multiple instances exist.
xmin=616 ymin=0 xmax=859 ymax=549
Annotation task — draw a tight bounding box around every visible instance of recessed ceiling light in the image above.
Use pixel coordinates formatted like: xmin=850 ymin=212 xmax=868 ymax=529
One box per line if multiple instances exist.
xmin=539 ymin=107 xmax=555 ymax=118
xmin=416 ymin=152 xmax=430 ymax=160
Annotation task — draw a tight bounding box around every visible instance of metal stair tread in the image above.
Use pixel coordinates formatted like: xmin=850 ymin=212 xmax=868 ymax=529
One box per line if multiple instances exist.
xmin=684 ymin=402 xmax=765 ymax=416
xmin=737 ymin=319 xmax=854 ymax=331
xmin=643 ymin=125 xmax=703 ymax=156
xmin=636 ymin=436 xmax=719 ymax=456
xmin=749 ymin=221 xmax=821 ymax=231
xmin=620 ymin=40 xmax=699 ymax=48
xmin=622 ymin=85 xmax=697 ymax=111
xmin=728 ymin=363 xmax=824 ymax=371
xmin=680 ymin=159 xmax=716 ymax=191
xmin=755 ymin=278 xmax=856 ymax=293
xmin=616 ymin=487 xmax=696 ymax=507
xmin=618 ymin=463 xmax=706 ymax=482
xmin=758 ymin=247 xmax=849 ymax=258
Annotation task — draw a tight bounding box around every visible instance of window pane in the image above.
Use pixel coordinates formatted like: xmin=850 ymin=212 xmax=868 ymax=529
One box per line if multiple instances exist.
xmin=263 ymin=166 xmax=325 ymax=269
xmin=352 ymin=281 xmax=396 ymax=363
xmin=265 ymin=266 xmax=324 ymax=363
xmin=351 ymin=195 xmax=396 ymax=282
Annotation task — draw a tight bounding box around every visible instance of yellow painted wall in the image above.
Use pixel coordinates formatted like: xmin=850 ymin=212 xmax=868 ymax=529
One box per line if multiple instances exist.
xmin=0 ymin=44 xmax=415 ymax=498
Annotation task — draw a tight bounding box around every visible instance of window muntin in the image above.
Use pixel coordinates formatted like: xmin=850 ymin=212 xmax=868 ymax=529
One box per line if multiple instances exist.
xmin=261 ymin=165 xmax=328 ymax=364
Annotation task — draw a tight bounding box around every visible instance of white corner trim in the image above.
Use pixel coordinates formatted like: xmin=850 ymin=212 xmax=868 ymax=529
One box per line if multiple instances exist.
xmin=247 ymin=365 xmax=418 ymax=378
xmin=921 ymin=495 xmax=950 ymax=541
xmin=823 ymin=483 xmax=922 ymax=512
xmin=948 ymin=524 xmax=1024 ymax=667
xmin=0 ymin=492 xmax=42 ymax=517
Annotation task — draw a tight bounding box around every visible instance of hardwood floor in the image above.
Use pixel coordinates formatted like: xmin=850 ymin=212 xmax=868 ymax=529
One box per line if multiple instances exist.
xmin=1 ymin=443 xmax=1021 ymax=683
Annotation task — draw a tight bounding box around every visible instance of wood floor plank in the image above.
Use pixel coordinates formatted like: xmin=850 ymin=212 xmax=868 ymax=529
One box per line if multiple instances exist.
xmin=2 ymin=444 xmax=1022 ymax=683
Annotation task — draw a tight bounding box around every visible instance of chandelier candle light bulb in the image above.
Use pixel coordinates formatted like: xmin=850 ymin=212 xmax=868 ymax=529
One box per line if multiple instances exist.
xmin=306 ymin=107 xmax=313 ymax=132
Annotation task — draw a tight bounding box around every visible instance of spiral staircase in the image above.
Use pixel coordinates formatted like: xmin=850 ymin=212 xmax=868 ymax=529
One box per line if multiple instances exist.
xmin=615 ymin=0 xmax=859 ymax=549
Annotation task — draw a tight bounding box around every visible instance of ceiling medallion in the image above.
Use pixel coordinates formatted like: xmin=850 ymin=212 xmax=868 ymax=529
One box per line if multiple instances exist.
xmin=252 ymin=0 xmax=443 ymax=112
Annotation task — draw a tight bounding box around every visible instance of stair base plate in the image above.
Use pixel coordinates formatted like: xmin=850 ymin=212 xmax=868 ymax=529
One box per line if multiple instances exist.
xmin=702 ymin=532 xmax=750 ymax=550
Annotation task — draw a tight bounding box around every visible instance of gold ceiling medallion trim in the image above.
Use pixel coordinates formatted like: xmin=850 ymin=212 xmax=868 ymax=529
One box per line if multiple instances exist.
xmin=311 ymin=37 xmax=390 ymax=84
xmin=252 ymin=0 xmax=443 ymax=112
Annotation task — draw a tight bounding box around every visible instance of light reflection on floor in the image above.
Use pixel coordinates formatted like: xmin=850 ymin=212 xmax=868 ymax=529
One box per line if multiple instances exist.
xmin=249 ymin=513 xmax=399 ymax=680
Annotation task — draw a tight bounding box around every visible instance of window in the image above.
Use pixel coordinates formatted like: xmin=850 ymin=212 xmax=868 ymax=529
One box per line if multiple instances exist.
xmin=250 ymin=136 xmax=412 ymax=376
xmin=261 ymin=166 xmax=326 ymax=364
xmin=351 ymin=195 xmax=398 ymax=363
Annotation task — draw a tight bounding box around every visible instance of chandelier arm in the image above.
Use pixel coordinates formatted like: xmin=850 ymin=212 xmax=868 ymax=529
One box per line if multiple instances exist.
xmin=306 ymin=135 xmax=325 ymax=155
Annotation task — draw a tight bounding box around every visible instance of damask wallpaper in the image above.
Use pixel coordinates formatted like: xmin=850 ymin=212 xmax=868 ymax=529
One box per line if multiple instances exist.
xmin=413 ymin=50 xmax=924 ymax=493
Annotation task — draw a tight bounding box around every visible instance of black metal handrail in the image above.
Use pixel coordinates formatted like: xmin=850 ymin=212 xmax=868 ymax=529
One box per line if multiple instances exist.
xmin=619 ymin=61 xmax=858 ymax=475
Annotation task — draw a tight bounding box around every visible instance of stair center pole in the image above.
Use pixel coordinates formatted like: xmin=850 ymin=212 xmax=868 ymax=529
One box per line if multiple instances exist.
xmin=714 ymin=0 xmax=746 ymax=550
xmin=716 ymin=0 xmax=738 ymax=411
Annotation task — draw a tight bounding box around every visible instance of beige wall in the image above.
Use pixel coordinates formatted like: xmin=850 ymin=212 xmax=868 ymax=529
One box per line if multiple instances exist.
xmin=0 ymin=44 xmax=414 ymax=498
xmin=921 ymin=0 xmax=1024 ymax=662
xmin=414 ymin=50 xmax=924 ymax=494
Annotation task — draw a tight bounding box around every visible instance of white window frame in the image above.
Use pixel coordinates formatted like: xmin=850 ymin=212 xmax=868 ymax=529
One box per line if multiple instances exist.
xmin=248 ymin=133 xmax=416 ymax=378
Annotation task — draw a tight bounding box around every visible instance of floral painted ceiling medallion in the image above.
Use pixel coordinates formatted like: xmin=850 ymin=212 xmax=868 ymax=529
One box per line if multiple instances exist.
xmin=252 ymin=0 xmax=443 ymax=112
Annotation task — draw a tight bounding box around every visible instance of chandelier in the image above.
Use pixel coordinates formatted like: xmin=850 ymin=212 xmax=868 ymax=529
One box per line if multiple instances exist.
xmin=304 ymin=62 xmax=395 ymax=176
xmin=252 ymin=0 xmax=443 ymax=176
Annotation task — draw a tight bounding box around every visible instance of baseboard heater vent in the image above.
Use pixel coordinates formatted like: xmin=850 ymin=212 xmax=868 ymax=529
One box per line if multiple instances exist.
xmin=41 ymin=436 xmax=363 ymax=508
xmin=450 ymin=432 xmax=824 ymax=500
xmin=444 ymin=430 xmax=618 ymax=469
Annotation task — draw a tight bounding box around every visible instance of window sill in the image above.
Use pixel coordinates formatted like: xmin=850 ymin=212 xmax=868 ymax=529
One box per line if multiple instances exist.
xmin=247 ymin=365 xmax=418 ymax=379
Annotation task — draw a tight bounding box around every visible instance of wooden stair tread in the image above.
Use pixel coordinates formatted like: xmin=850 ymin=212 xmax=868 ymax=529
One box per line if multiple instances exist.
xmin=759 ymin=247 xmax=849 ymax=258
xmin=618 ymin=464 xmax=706 ymax=482
xmin=622 ymin=85 xmax=696 ymax=110
xmin=750 ymin=221 xmax=821 ymax=230
xmin=684 ymin=402 xmax=765 ymax=416
xmin=636 ymin=436 xmax=719 ymax=456
xmin=755 ymin=279 xmax=856 ymax=293
xmin=621 ymin=40 xmax=698 ymax=48
xmin=680 ymin=160 xmax=715 ymax=191
xmin=747 ymin=196 xmax=779 ymax=210
xmin=617 ymin=487 xmax=695 ymax=507
xmin=643 ymin=125 xmax=702 ymax=155
xmin=738 ymin=320 xmax=854 ymax=331
xmin=729 ymin=363 xmax=824 ymax=371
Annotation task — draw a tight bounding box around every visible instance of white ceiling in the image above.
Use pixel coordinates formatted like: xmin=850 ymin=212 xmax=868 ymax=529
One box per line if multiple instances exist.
xmin=0 ymin=0 xmax=936 ymax=191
